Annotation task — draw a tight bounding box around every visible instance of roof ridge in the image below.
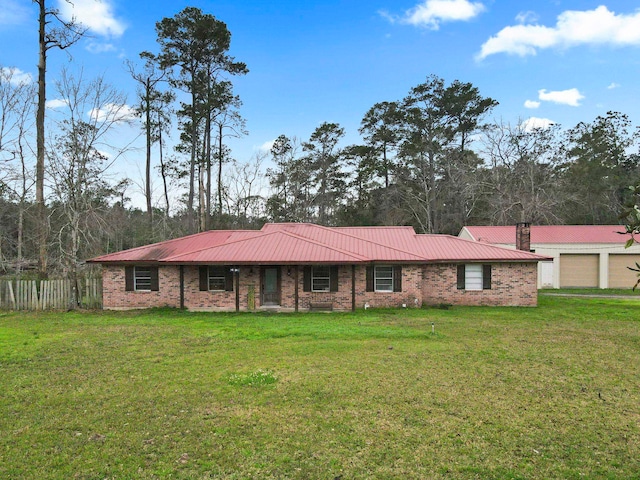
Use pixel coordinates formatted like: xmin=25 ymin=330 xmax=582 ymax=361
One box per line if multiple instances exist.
xmin=274 ymin=229 xmax=370 ymax=261
xmin=334 ymin=225 xmax=415 ymax=230
xmin=289 ymin=223 xmax=429 ymax=260
xmin=164 ymin=229 xmax=370 ymax=263
xmin=163 ymin=230 xmax=278 ymax=261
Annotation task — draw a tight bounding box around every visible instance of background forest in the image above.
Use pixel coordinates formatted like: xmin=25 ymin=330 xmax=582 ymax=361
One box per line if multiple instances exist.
xmin=1 ymin=6 xmax=640 ymax=279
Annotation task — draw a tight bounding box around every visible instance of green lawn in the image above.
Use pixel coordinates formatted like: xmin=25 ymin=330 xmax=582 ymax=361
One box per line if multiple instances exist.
xmin=1 ymin=297 xmax=639 ymax=479
xmin=540 ymin=288 xmax=640 ymax=296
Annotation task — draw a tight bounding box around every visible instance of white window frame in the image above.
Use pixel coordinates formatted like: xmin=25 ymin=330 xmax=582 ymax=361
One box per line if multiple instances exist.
xmin=134 ymin=266 xmax=152 ymax=292
xmin=465 ymin=264 xmax=483 ymax=291
xmin=208 ymin=266 xmax=227 ymax=291
xmin=311 ymin=266 xmax=331 ymax=292
xmin=375 ymin=266 xmax=394 ymax=292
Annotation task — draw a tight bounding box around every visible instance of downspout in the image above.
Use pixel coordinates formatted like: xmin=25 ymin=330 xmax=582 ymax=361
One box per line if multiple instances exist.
xmin=235 ymin=267 xmax=240 ymax=312
xmin=294 ymin=265 xmax=299 ymax=313
xmin=351 ymin=264 xmax=356 ymax=312
xmin=179 ymin=265 xmax=185 ymax=310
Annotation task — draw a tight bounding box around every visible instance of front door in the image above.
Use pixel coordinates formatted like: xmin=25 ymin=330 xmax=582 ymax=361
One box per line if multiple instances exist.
xmin=262 ymin=267 xmax=280 ymax=305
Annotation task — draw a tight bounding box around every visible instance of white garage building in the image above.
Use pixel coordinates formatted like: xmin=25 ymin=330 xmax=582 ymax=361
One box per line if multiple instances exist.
xmin=459 ymin=225 xmax=640 ymax=289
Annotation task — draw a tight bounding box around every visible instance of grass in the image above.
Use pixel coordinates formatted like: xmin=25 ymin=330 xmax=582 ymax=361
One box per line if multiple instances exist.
xmin=1 ymin=297 xmax=639 ymax=479
xmin=540 ymin=288 xmax=640 ymax=296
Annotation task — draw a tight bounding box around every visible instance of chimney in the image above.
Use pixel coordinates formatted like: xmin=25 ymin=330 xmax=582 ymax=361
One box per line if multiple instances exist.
xmin=516 ymin=222 xmax=531 ymax=251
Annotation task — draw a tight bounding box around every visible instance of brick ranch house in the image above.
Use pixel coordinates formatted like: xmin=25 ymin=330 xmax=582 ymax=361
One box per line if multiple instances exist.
xmin=88 ymin=223 xmax=550 ymax=311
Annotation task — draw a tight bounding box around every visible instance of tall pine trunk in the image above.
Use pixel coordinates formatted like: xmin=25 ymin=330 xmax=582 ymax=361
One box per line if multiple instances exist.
xmin=218 ymin=123 xmax=224 ymax=215
xmin=158 ymin=126 xmax=170 ymax=218
xmin=199 ymin=130 xmax=207 ymax=232
xmin=36 ymin=0 xmax=48 ymax=278
xmin=145 ymin=85 xmax=153 ymax=237
xmin=205 ymin=112 xmax=212 ymax=229
xmin=187 ymin=89 xmax=197 ymax=233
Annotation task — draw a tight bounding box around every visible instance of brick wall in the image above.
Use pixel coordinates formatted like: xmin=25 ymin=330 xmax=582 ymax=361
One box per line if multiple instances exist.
xmin=185 ymin=266 xmax=277 ymax=311
xmin=186 ymin=264 xmax=423 ymax=312
xmin=279 ymin=268 xmax=297 ymax=309
xmin=102 ymin=265 xmax=180 ymax=310
xmin=102 ymin=262 xmax=538 ymax=310
xmin=359 ymin=265 xmax=423 ymax=309
xmin=180 ymin=266 xmax=298 ymax=311
xmin=183 ymin=266 xmax=236 ymax=311
xmin=294 ymin=265 xmax=423 ymax=311
xmin=422 ymin=263 xmax=538 ymax=306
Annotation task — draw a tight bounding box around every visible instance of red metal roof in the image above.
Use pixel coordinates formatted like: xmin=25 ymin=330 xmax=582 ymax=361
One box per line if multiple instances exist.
xmin=165 ymin=230 xmax=369 ymax=264
xmin=462 ymin=225 xmax=630 ymax=245
xmin=89 ymin=223 xmax=549 ymax=264
xmin=261 ymin=223 xmax=426 ymax=262
xmin=334 ymin=226 xmax=418 ymax=252
xmin=412 ymin=235 xmax=551 ymax=262
xmin=89 ymin=230 xmax=261 ymax=263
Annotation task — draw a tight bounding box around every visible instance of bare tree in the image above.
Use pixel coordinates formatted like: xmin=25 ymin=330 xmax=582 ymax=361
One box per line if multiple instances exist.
xmin=34 ymin=0 xmax=86 ymax=277
xmin=47 ymin=70 xmax=131 ymax=306
xmin=0 ymin=67 xmax=37 ymax=273
xmin=480 ymin=120 xmax=564 ymax=225
xmin=398 ymin=76 xmax=496 ymax=233
xmin=212 ymin=82 xmax=246 ymax=218
xmin=223 ymin=152 xmax=266 ymax=226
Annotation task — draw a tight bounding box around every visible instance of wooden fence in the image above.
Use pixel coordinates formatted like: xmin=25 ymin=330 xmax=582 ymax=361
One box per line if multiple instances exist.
xmin=0 ymin=277 xmax=102 ymax=310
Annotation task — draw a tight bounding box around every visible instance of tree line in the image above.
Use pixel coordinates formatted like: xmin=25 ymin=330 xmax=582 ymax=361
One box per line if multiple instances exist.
xmin=265 ymin=85 xmax=639 ymax=233
xmin=1 ymin=4 xmax=639 ymax=280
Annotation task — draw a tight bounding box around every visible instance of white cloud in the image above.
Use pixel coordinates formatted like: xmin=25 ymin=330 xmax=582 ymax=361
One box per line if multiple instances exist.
xmin=57 ymin=0 xmax=126 ymax=37
xmin=538 ymin=88 xmax=584 ymax=107
xmin=384 ymin=0 xmax=485 ymax=29
xmin=478 ymin=6 xmax=640 ymax=59
xmin=607 ymin=82 xmax=620 ymax=89
xmin=521 ymin=117 xmax=555 ymax=132
xmin=86 ymin=42 xmax=117 ymax=54
xmin=46 ymin=99 xmax=69 ymax=109
xmin=0 ymin=0 xmax=30 ymax=25
xmin=515 ymin=11 xmax=539 ymax=24
xmin=88 ymin=103 xmax=136 ymax=123
xmin=259 ymin=140 xmax=275 ymax=152
xmin=524 ymin=100 xmax=540 ymax=109
xmin=0 ymin=67 xmax=33 ymax=86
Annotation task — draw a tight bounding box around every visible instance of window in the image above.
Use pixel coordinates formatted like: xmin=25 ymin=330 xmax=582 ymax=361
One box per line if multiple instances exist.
xmin=375 ymin=266 xmax=394 ymax=292
xmin=208 ymin=266 xmax=227 ymax=291
xmin=312 ymin=266 xmax=331 ymax=292
xmin=303 ymin=266 xmax=338 ymax=292
xmin=366 ymin=266 xmax=402 ymax=292
xmin=198 ymin=266 xmax=233 ymax=292
xmin=134 ymin=267 xmax=152 ymax=291
xmin=125 ymin=266 xmax=158 ymax=292
xmin=464 ymin=265 xmax=483 ymax=290
xmin=457 ymin=264 xmax=491 ymax=290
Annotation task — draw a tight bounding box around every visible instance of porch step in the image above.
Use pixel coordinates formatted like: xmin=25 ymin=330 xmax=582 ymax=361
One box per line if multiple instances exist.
xmin=309 ymin=302 xmax=333 ymax=312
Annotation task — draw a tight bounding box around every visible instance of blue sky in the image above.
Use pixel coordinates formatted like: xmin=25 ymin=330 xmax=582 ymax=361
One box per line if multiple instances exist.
xmin=1 ymin=0 xmax=640 ymax=201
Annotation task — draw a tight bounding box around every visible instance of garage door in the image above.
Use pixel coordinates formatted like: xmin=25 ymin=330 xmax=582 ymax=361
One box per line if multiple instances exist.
xmin=609 ymin=254 xmax=640 ymax=289
xmin=560 ymin=254 xmax=599 ymax=288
